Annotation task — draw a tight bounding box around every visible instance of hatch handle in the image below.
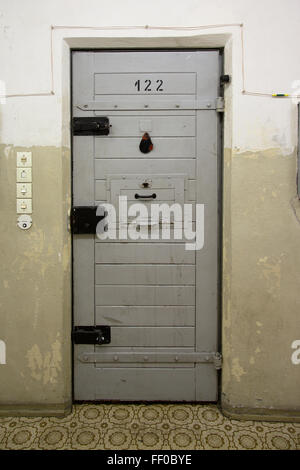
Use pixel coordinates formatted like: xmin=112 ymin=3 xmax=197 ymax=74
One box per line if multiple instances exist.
xmin=134 ymin=193 xmax=157 ymax=199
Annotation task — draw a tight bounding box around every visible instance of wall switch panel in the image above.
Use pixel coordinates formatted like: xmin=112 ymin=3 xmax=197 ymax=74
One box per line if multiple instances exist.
xmin=16 ymin=183 xmax=32 ymax=198
xmin=16 ymin=153 xmax=33 ymax=222
xmin=17 ymin=199 xmax=32 ymax=214
xmin=16 ymin=152 xmax=32 ymax=167
xmin=17 ymin=168 xmax=32 ymax=183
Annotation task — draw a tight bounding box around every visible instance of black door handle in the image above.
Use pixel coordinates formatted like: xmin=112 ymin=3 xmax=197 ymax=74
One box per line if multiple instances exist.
xmin=135 ymin=193 xmax=157 ymax=199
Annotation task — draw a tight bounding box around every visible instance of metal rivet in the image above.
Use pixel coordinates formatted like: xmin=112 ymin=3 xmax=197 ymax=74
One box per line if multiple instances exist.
xmin=206 ymin=103 xmax=211 ymax=108
xmin=175 ymin=104 xmax=180 ymax=108
xmin=175 ymin=356 xmax=179 ymax=362
xmin=113 ymin=356 xmax=119 ymax=362
xmin=144 ymin=356 xmax=149 ymax=361
xmin=144 ymin=104 xmax=149 ymax=108
xmin=114 ymin=105 xmax=118 ymax=108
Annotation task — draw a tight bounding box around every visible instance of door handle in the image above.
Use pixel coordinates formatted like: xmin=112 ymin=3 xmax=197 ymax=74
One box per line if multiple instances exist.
xmin=134 ymin=193 xmax=157 ymax=199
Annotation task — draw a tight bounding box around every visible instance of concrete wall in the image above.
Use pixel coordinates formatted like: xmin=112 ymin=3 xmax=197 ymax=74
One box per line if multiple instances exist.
xmin=0 ymin=0 xmax=300 ymax=419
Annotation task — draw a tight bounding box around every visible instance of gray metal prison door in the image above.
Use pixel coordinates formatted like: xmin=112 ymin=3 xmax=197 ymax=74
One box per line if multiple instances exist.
xmin=72 ymin=50 xmax=221 ymax=401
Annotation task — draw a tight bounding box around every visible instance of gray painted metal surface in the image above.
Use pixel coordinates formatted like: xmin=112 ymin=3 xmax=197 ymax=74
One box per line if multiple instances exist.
xmin=72 ymin=50 xmax=220 ymax=401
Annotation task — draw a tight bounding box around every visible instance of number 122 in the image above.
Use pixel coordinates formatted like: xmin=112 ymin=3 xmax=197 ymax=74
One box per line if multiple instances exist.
xmin=134 ymin=79 xmax=164 ymax=92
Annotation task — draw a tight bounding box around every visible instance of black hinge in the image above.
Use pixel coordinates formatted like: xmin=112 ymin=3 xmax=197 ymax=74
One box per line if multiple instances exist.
xmin=71 ymin=206 xmax=106 ymax=234
xmin=72 ymin=117 xmax=110 ymax=135
xmin=72 ymin=326 xmax=111 ymax=345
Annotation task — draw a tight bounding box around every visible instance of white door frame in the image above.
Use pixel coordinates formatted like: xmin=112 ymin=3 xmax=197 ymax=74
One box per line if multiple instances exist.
xmin=56 ymin=28 xmax=236 ymax=401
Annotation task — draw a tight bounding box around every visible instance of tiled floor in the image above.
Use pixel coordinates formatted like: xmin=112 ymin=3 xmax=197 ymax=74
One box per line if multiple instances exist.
xmin=0 ymin=404 xmax=299 ymax=450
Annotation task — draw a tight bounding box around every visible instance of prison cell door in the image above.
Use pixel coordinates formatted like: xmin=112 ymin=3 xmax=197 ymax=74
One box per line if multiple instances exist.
xmin=72 ymin=50 xmax=221 ymax=401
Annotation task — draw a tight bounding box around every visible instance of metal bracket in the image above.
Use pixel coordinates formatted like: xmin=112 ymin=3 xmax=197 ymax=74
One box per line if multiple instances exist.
xmin=78 ymin=351 xmax=222 ymax=369
xmin=72 ymin=326 xmax=111 ymax=345
xmin=71 ymin=206 xmax=106 ymax=234
xmin=213 ymin=352 xmax=223 ymax=370
xmin=216 ymin=97 xmax=225 ymax=112
xmin=72 ymin=117 xmax=110 ymax=135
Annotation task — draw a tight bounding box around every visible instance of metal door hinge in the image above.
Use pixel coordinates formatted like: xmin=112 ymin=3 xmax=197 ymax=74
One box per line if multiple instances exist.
xmin=71 ymin=206 xmax=106 ymax=234
xmin=76 ymin=100 xmax=222 ymax=111
xmin=78 ymin=351 xmax=222 ymax=368
xmin=216 ymin=97 xmax=225 ymax=112
xmin=72 ymin=117 xmax=110 ymax=135
xmin=72 ymin=326 xmax=111 ymax=345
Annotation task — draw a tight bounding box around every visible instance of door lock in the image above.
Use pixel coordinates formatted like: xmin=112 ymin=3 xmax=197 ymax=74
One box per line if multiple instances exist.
xmin=139 ymin=132 xmax=153 ymax=154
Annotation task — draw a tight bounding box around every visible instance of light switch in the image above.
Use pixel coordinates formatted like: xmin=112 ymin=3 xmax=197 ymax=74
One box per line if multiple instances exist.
xmin=17 ymin=199 xmax=32 ymax=214
xmin=17 ymin=183 xmax=32 ymax=198
xmin=17 ymin=168 xmax=32 ymax=182
xmin=17 ymin=152 xmax=32 ymax=167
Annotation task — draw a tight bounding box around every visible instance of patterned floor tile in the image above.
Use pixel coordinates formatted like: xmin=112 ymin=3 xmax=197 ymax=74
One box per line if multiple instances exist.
xmin=0 ymin=404 xmax=298 ymax=450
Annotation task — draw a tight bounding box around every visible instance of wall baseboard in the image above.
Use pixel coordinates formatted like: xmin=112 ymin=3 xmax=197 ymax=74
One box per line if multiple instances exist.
xmin=0 ymin=402 xmax=72 ymax=417
xmin=222 ymin=402 xmax=300 ymax=423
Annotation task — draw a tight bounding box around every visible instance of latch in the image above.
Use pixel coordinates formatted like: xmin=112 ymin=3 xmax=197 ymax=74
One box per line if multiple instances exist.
xmin=72 ymin=326 xmax=111 ymax=345
xmin=220 ymin=74 xmax=231 ymax=86
xmin=72 ymin=117 xmax=110 ymax=135
xmin=71 ymin=206 xmax=106 ymax=234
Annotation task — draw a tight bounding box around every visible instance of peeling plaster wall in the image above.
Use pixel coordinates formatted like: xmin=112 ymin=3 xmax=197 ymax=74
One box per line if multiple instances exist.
xmin=222 ymin=147 xmax=300 ymax=419
xmin=0 ymin=0 xmax=300 ymax=418
xmin=0 ymin=145 xmax=71 ymax=414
